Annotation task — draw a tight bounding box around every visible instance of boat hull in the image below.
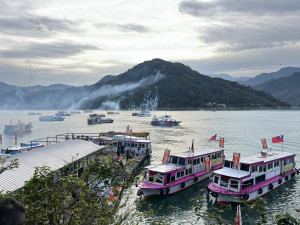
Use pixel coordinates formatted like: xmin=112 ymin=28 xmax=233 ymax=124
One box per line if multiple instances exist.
xmin=139 ymin=172 xmax=211 ymax=198
xmin=151 ymin=121 xmax=181 ymax=126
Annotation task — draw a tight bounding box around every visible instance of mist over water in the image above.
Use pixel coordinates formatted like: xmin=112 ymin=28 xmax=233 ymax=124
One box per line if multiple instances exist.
xmin=0 ymin=109 xmax=300 ymax=224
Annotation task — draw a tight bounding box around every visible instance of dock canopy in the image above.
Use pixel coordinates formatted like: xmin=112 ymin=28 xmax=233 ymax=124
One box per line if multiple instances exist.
xmin=0 ymin=140 xmax=104 ymax=193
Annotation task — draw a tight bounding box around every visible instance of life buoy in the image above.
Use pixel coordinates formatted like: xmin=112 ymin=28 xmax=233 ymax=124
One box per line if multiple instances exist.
xmin=278 ymin=179 xmax=282 ymax=184
xmin=211 ymin=192 xmax=218 ymax=198
xmin=243 ymin=193 xmax=249 ymax=200
xmin=269 ymin=183 xmax=273 ymax=190
xmin=181 ymin=182 xmax=186 ymax=188
xmin=166 ymin=187 xmax=170 ymax=195
xmin=194 ymin=177 xmax=198 ymax=182
xmin=160 ymin=189 xmax=164 ymax=196
xmin=291 ymin=172 xmax=296 ymax=177
xmin=285 ymin=176 xmax=289 ymax=181
xmin=258 ymin=188 xmax=263 ymax=194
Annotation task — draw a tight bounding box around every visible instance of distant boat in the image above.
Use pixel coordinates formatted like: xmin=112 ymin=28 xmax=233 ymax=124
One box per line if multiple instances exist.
xmin=137 ymin=110 xmax=151 ymax=117
xmin=87 ymin=114 xmax=113 ymax=124
xmin=39 ymin=115 xmax=65 ymax=121
xmin=70 ymin=111 xmax=81 ymax=114
xmin=1 ymin=143 xmax=44 ymax=155
xmin=132 ymin=112 xmax=139 ymax=116
xmin=55 ymin=111 xmax=71 ymax=116
xmin=4 ymin=121 xmax=33 ymax=134
xmin=151 ymin=115 xmax=181 ymax=126
xmin=28 ymin=112 xmax=42 ymax=115
xmin=107 ymin=111 xmax=120 ymax=114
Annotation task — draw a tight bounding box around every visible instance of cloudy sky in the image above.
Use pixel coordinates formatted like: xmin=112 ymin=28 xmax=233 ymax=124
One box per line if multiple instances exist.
xmin=1 ymin=0 xmax=300 ymax=86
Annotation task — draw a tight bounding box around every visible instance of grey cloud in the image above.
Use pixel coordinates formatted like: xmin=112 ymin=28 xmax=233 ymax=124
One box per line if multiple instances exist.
xmin=1 ymin=42 xmax=100 ymax=59
xmin=199 ymin=18 xmax=300 ymax=52
xmin=95 ymin=23 xmax=150 ymax=33
xmin=179 ymin=0 xmax=300 ymax=17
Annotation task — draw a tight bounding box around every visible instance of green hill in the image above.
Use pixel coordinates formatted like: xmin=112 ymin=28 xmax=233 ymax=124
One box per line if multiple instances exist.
xmin=254 ymin=72 xmax=300 ymax=107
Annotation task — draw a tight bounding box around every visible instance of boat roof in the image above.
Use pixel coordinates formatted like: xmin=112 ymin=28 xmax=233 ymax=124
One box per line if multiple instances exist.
xmin=225 ymin=150 xmax=295 ymax=165
xmin=171 ymin=148 xmax=224 ymax=158
xmin=213 ymin=167 xmax=250 ymax=178
xmin=145 ymin=164 xmax=183 ymax=173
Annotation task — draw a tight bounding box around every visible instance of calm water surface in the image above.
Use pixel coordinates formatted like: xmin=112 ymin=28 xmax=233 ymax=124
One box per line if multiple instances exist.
xmin=1 ymin=110 xmax=299 ymax=224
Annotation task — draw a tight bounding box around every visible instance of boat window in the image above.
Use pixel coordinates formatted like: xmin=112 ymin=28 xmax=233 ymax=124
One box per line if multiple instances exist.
xmin=142 ymin=144 xmax=145 ymax=148
xmin=155 ymin=175 xmax=164 ymax=184
xmin=186 ymin=169 xmax=188 ymax=175
xmin=220 ymin=176 xmax=229 ymax=188
xmin=189 ymin=168 xmax=192 ymax=174
xmin=224 ymin=160 xmax=232 ymax=168
xmin=188 ymin=160 xmax=192 ymax=165
xmin=197 ymin=158 xmax=200 ymax=164
xmin=171 ymin=176 xmax=175 ymax=182
xmin=178 ymin=157 xmax=186 ymax=166
xmin=181 ymin=171 xmax=184 ymax=177
xmin=230 ymin=180 xmax=239 ymax=189
xmin=176 ymin=172 xmax=181 ymax=179
xmin=284 ymin=160 xmax=286 ymax=166
xmin=240 ymin=164 xmax=250 ymax=172
xmin=172 ymin=157 xmax=178 ymax=164
xmin=252 ymin=165 xmax=257 ymax=173
xmin=242 ymin=178 xmax=253 ymax=189
xmin=193 ymin=159 xmax=197 ymax=165
xmin=255 ymin=174 xmax=265 ymax=184
xmin=267 ymin=163 xmax=273 ymax=170
xmin=201 ymin=157 xmax=204 ymax=163
xmin=214 ymin=176 xmax=219 ymax=184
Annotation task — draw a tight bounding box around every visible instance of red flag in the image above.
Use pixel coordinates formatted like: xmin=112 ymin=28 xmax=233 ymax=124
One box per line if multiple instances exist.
xmin=205 ymin=156 xmax=210 ymax=172
xmin=162 ymin=149 xmax=170 ymax=164
xmin=233 ymin=153 xmax=240 ymax=170
xmin=261 ymin=139 xmax=268 ymax=149
xmin=129 ymin=129 xmax=132 ymax=136
xmin=235 ymin=205 xmax=242 ymax=225
xmin=272 ymin=135 xmax=283 ymax=143
xmin=191 ymin=140 xmax=194 ymax=153
xmin=0 ymin=134 xmax=2 ymax=144
xmin=15 ymin=134 xmax=17 ymax=145
xmin=209 ymin=134 xmax=217 ymax=142
xmin=219 ymin=137 xmax=224 ymax=148
xmin=125 ymin=125 xmax=129 ymax=135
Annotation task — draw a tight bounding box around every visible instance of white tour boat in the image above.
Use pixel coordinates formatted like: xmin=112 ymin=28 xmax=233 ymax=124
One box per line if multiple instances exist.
xmin=207 ymin=150 xmax=299 ymax=204
xmin=138 ymin=147 xmax=224 ymax=198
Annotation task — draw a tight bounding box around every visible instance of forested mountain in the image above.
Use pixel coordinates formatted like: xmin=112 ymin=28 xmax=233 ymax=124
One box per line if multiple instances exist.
xmin=208 ymin=74 xmax=251 ymax=82
xmin=254 ymin=72 xmax=300 ymax=107
xmin=0 ymin=59 xmax=290 ymax=109
xmin=241 ymin=67 xmax=300 ymax=86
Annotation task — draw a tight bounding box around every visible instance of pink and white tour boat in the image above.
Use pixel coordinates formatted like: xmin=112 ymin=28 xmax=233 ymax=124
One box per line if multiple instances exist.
xmin=138 ymin=147 xmax=224 ymax=198
xmin=207 ymin=150 xmax=299 ymax=204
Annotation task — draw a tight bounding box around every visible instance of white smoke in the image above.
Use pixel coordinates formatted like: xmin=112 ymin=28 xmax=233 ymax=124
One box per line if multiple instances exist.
xmin=68 ymin=71 xmax=165 ymax=109
xmin=98 ymin=101 xmax=120 ymax=110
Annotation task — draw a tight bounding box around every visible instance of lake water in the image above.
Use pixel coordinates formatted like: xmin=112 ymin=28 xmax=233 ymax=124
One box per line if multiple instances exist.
xmin=1 ymin=110 xmax=300 ymax=224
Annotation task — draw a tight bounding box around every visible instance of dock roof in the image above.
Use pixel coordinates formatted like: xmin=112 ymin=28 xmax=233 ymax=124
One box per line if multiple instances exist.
xmin=0 ymin=140 xmax=104 ymax=193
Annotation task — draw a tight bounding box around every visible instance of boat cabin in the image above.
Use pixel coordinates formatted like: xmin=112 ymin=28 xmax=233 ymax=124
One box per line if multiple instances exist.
xmin=144 ymin=149 xmax=224 ymax=186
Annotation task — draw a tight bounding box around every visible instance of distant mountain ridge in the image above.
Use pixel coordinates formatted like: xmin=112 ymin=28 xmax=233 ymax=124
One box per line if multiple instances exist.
xmin=241 ymin=67 xmax=300 ymax=86
xmin=208 ymin=73 xmax=251 ymax=82
xmin=254 ymin=72 xmax=300 ymax=107
xmin=0 ymin=59 xmax=290 ymax=109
